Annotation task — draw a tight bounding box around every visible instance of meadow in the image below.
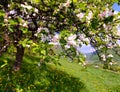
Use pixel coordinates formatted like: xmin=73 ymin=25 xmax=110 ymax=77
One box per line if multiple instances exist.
xmin=0 ymin=54 xmax=120 ymax=92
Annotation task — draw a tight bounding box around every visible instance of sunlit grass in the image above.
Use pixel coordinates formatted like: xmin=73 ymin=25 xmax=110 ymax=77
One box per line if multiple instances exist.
xmin=0 ymin=54 xmax=120 ymax=92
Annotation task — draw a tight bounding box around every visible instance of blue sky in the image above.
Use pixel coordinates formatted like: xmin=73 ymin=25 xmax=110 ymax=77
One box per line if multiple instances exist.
xmin=78 ymin=44 xmax=95 ymax=54
xmin=79 ymin=2 xmax=120 ymax=54
xmin=112 ymin=2 xmax=120 ymax=12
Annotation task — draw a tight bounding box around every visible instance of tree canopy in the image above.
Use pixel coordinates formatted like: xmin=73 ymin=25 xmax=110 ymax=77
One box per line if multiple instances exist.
xmin=0 ymin=0 xmax=120 ymax=70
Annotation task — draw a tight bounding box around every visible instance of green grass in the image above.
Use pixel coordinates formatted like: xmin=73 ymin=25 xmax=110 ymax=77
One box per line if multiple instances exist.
xmin=53 ymin=59 xmax=120 ymax=92
xmin=0 ymin=54 xmax=120 ymax=92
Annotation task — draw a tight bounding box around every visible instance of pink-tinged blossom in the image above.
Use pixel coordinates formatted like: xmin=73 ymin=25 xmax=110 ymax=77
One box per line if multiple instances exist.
xmin=63 ymin=0 xmax=71 ymax=7
xmin=68 ymin=34 xmax=77 ymax=41
xmin=107 ymin=44 xmax=113 ymax=48
xmin=65 ymin=44 xmax=70 ymax=49
xmin=76 ymin=13 xmax=85 ymax=19
xmin=68 ymin=40 xmax=77 ymax=46
xmin=99 ymin=9 xmax=113 ymax=19
xmin=9 ymin=9 xmax=16 ymax=15
xmin=22 ymin=22 xmax=28 ymax=28
xmin=67 ymin=34 xmax=77 ymax=46
xmin=52 ymin=34 xmax=59 ymax=42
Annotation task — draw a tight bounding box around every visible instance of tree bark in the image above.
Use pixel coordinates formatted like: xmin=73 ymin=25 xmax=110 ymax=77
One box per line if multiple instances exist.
xmin=13 ymin=45 xmax=24 ymax=71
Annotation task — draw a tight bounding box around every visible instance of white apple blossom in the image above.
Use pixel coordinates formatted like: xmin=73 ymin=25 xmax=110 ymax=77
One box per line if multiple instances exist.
xmin=63 ymin=0 xmax=71 ymax=7
xmin=41 ymin=35 xmax=47 ymax=42
xmin=26 ymin=44 xmax=30 ymax=48
xmin=34 ymin=8 xmax=38 ymax=13
xmin=114 ymin=11 xmax=118 ymax=15
xmin=37 ymin=27 xmax=42 ymax=33
xmin=65 ymin=44 xmax=70 ymax=49
xmin=101 ymin=54 xmax=106 ymax=61
xmin=86 ymin=11 xmax=93 ymax=20
xmin=76 ymin=13 xmax=85 ymax=19
xmin=99 ymin=9 xmax=113 ymax=19
xmin=9 ymin=9 xmax=16 ymax=15
xmin=116 ymin=24 xmax=120 ymax=32
xmin=77 ymin=39 xmax=82 ymax=45
xmin=68 ymin=40 xmax=77 ymax=46
xmin=82 ymin=62 xmax=86 ymax=66
xmin=36 ymin=27 xmax=49 ymax=33
xmin=21 ymin=4 xmax=32 ymax=10
xmin=33 ymin=13 xmax=36 ymax=16
xmin=4 ymin=18 xmax=8 ymax=23
xmin=68 ymin=34 xmax=77 ymax=41
xmin=22 ymin=22 xmax=28 ymax=28
xmin=79 ymin=34 xmax=85 ymax=40
xmin=42 ymin=28 xmax=49 ymax=33
xmin=109 ymin=62 xmax=113 ymax=66
xmin=83 ymin=38 xmax=90 ymax=43
xmin=107 ymin=54 xmax=113 ymax=58
xmin=34 ymin=33 xmax=38 ymax=37
xmin=38 ymin=62 xmax=41 ymax=67
xmin=49 ymin=42 xmax=60 ymax=45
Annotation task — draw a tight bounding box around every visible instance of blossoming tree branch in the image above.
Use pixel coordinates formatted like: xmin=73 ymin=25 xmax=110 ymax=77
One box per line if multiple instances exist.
xmin=0 ymin=0 xmax=120 ymax=70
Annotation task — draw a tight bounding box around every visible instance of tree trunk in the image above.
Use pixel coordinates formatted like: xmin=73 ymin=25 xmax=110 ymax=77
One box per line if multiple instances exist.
xmin=13 ymin=45 xmax=24 ymax=71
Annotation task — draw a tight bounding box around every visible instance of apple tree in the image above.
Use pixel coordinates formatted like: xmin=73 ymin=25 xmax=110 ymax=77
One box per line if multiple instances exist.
xmin=0 ymin=0 xmax=120 ymax=70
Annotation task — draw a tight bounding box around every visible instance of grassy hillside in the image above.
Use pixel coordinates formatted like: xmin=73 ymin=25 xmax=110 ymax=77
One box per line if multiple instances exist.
xmin=0 ymin=54 xmax=120 ymax=92
xmin=86 ymin=50 xmax=120 ymax=65
xmin=55 ymin=59 xmax=120 ymax=92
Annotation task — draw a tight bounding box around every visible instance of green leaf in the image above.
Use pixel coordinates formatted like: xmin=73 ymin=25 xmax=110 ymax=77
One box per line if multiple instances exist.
xmin=41 ymin=50 xmax=46 ymax=55
xmin=9 ymin=19 xmax=18 ymax=25
xmin=1 ymin=60 xmax=8 ymax=68
xmin=73 ymin=0 xmax=78 ymax=3
xmin=30 ymin=0 xmax=40 ymax=3
xmin=20 ymin=27 xmax=28 ymax=34
xmin=8 ymin=26 xmax=14 ymax=32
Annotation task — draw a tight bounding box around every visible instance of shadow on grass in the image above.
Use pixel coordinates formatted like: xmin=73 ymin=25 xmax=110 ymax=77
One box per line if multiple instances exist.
xmin=41 ymin=65 xmax=88 ymax=92
xmin=0 ymin=60 xmax=88 ymax=92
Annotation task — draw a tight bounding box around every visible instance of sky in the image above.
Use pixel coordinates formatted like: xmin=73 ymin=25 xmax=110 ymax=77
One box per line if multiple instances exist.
xmin=79 ymin=2 xmax=120 ymax=54
xmin=112 ymin=2 xmax=120 ymax=12
xmin=78 ymin=44 xmax=95 ymax=54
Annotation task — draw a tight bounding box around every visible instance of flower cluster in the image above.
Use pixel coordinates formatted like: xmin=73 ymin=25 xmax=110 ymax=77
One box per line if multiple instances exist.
xmin=101 ymin=54 xmax=106 ymax=61
xmin=99 ymin=9 xmax=113 ymax=19
xmin=65 ymin=34 xmax=77 ymax=49
xmin=34 ymin=27 xmax=49 ymax=37
xmin=101 ymin=54 xmax=113 ymax=61
xmin=21 ymin=3 xmax=32 ymax=10
xmin=107 ymin=54 xmax=113 ymax=58
xmin=49 ymin=33 xmax=60 ymax=45
xmin=76 ymin=12 xmax=85 ymax=20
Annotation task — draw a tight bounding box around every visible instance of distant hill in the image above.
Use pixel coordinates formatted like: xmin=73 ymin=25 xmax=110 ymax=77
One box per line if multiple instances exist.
xmin=85 ymin=50 xmax=120 ymax=65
